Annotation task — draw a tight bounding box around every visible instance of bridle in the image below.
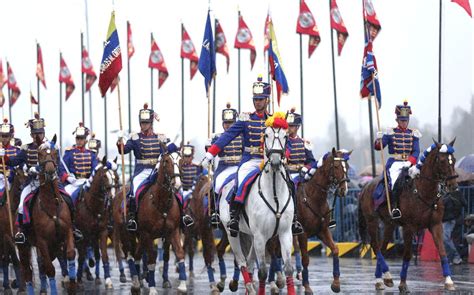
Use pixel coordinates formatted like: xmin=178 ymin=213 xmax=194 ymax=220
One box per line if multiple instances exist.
xmin=264 ymin=127 xmax=288 ymax=159
xmin=38 ymin=148 xmax=58 ymax=183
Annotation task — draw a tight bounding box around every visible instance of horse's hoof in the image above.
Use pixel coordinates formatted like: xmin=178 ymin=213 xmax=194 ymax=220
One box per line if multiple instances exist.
xmin=105 ymin=278 xmax=113 ymax=289
xmin=375 ymin=282 xmax=385 ymax=290
xmin=76 ymin=281 xmax=85 ymax=291
xmin=189 ymin=271 xmax=195 ymax=278
xmin=17 ymin=290 xmax=27 ymax=295
xmin=177 ymin=280 xmax=187 ymax=293
xmin=304 ymin=291 xmax=314 ymax=295
xmin=331 ymin=281 xmax=341 ymax=293
xmin=40 ymin=290 xmax=47 ymax=295
xmin=445 ymin=283 xmax=455 ymax=291
xmin=276 ymin=272 xmax=285 ymax=289
xmin=384 ymin=278 xmax=394 ymax=288
xmin=270 ymin=281 xmax=279 ymax=294
xmin=88 ymin=258 xmax=95 ymax=268
xmin=210 ymin=283 xmax=220 ymax=294
xmin=149 ymin=286 xmax=159 ymax=295
xmin=95 ymin=277 xmax=102 ymax=285
xmin=130 ymin=286 xmax=141 ymax=295
xmin=296 ymin=272 xmax=302 ymax=281
xmin=119 ymin=272 xmax=127 ymax=283
xmin=86 ymin=272 xmax=93 ymax=281
xmin=217 ymin=280 xmax=225 ymax=292
xmin=163 ymin=280 xmax=172 ymax=289
xmin=229 ymin=279 xmax=239 ymax=292
xmin=4 ymin=288 xmax=13 ymax=295
xmin=245 ymin=282 xmax=256 ymax=295
xmin=67 ymin=281 xmax=77 ymax=295
xmin=398 ymin=284 xmax=410 ymax=293
xmin=11 ymin=279 xmax=18 ymax=289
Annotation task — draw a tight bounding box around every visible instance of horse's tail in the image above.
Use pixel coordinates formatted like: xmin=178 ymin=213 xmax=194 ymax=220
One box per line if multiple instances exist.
xmin=112 ymin=227 xmax=124 ymax=261
xmin=358 ymin=189 xmax=369 ymax=245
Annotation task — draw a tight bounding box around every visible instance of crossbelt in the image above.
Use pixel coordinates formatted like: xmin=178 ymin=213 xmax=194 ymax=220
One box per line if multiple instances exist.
xmin=136 ymin=158 xmax=158 ymax=165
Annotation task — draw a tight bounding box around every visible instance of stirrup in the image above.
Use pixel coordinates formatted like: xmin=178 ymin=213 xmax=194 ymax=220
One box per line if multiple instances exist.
xmin=183 ymin=215 xmax=194 ymax=227
xmin=292 ymin=221 xmax=304 ymax=235
xmin=14 ymin=232 xmax=26 ymax=245
xmin=73 ymin=229 xmax=84 ymax=242
xmin=210 ymin=212 xmax=220 ymax=226
xmin=391 ymin=208 xmax=402 ymax=219
xmin=328 ymin=219 xmax=337 ymax=229
xmin=127 ymin=219 xmax=138 ymax=232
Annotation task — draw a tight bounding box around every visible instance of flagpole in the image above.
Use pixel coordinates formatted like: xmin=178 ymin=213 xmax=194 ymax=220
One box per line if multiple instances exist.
xmin=212 ymin=19 xmax=217 ymax=133
xmin=104 ymin=94 xmax=108 ymax=156
xmin=0 ymin=154 xmax=13 ymax=236
xmin=37 ymin=42 xmax=41 ymax=116
xmin=237 ymin=10 xmax=241 ymax=113
xmin=81 ymin=32 xmax=85 ymax=124
xmin=181 ymin=23 xmax=185 ymax=144
xmin=298 ymin=31 xmax=304 ymax=137
xmin=8 ymin=87 xmax=12 ymax=124
xmin=438 ymin=0 xmax=443 ymax=142
xmin=128 ymin=34 xmax=132 ymax=180
xmin=329 ymin=0 xmax=340 ymax=150
xmin=367 ymin=99 xmax=376 ymax=177
xmin=60 ymin=53 xmax=63 ymax=149
xmin=150 ymin=33 xmax=154 ymax=110
xmin=117 ymin=81 xmax=127 ymax=219
xmin=85 ymin=0 xmax=92 ymax=131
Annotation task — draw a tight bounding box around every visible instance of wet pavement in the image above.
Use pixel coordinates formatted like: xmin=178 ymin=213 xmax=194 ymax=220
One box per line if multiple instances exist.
xmin=2 ymin=249 xmax=473 ymax=294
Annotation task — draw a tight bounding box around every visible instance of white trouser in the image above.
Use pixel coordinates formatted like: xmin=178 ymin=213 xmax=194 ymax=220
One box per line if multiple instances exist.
xmin=132 ymin=168 xmax=153 ymax=196
xmin=388 ymin=161 xmax=412 ymax=189
xmin=237 ymin=159 xmax=262 ymax=192
xmin=0 ymin=174 xmax=11 ymax=192
xmin=183 ymin=189 xmax=193 ymax=202
xmin=214 ymin=166 xmax=238 ymax=193
xmin=290 ymin=173 xmax=299 ymax=182
xmin=65 ymin=178 xmax=89 ymax=196
xmin=18 ymin=179 xmax=40 ymax=214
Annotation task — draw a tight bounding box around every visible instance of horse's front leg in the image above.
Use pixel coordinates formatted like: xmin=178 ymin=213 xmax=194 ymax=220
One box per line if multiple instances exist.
xmin=17 ymin=244 xmax=34 ymax=295
xmin=162 ymin=237 xmax=172 ymax=289
xmin=298 ymin=233 xmax=312 ymax=294
xmin=141 ymin=232 xmax=158 ymax=295
xmin=36 ymin=240 xmax=58 ymax=295
xmin=65 ymin=224 xmax=77 ymax=295
xmin=278 ymin=230 xmax=295 ymax=295
xmin=318 ymin=227 xmax=341 ymax=293
xmin=252 ymin=234 xmax=267 ymax=295
xmin=430 ymin=223 xmax=455 ymax=290
xmin=366 ymin=217 xmax=387 ymax=290
xmin=183 ymin=232 xmax=194 ymax=277
xmin=170 ymin=228 xmax=187 ymax=293
xmin=201 ymin=226 xmax=219 ymax=293
xmin=216 ymin=231 xmax=229 ymax=292
xmin=398 ymin=227 xmax=414 ymax=293
xmin=99 ymin=230 xmax=112 ymax=289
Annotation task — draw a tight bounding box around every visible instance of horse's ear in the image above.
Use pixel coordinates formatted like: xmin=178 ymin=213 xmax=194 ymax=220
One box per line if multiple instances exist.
xmin=51 ymin=134 xmax=57 ymax=145
xmin=448 ymin=137 xmax=456 ymax=147
xmin=432 ymin=137 xmax=440 ymax=147
xmin=102 ymin=156 xmax=107 ymax=166
xmin=113 ymin=156 xmax=118 ymax=163
xmin=347 ymin=149 xmax=353 ymax=156
xmin=332 ymin=147 xmax=337 ymax=157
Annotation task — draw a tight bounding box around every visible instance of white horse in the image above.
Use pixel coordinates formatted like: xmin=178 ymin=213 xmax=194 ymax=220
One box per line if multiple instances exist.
xmin=220 ymin=124 xmax=295 ymax=295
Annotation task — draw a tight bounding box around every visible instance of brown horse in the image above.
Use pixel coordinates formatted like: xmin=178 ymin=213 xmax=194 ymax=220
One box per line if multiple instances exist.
xmin=17 ymin=136 xmax=77 ymax=294
xmin=182 ymin=174 xmax=220 ymax=293
xmin=295 ymin=148 xmax=351 ymax=294
xmin=75 ymin=156 xmax=116 ymax=289
xmin=359 ymin=139 xmax=458 ymax=292
xmin=0 ymin=166 xmax=27 ymax=293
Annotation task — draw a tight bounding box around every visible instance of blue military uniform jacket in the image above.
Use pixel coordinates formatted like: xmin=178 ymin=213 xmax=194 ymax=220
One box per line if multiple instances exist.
xmin=209 ymin=111 xmax=269 ymax=162
xmin=211 ymin=133 xmax=243 ymax=177
xmin=182 ymin=162 xmax=203 ymax=191
xmin=61 ymin=146 xmax=98 ymax=180
xmin=2 ymin=144 xmax=20 ymax=182
xmin=119 ymin=132 xmax=169 ymax=177
xmin=375 ymin=127 xmax=421 ymax=167
xmin=286 ymin=136 xmax=316 ymax=174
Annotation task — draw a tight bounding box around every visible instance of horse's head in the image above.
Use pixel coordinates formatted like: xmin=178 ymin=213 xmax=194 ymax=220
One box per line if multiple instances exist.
xmin=37 ymin=134 xmax=58 ymax=181
xmin=318 ymin=148 xmax=352 ymax=197
xmin=160 ymin=143 xmax=182 ymax=191
xmin=264 ymin=113 xmax=288 ymax=171
xmin=92 ymin=156 xmax=118 ymax=202
xmin=425 ymin=138 xmax=458 ymax=193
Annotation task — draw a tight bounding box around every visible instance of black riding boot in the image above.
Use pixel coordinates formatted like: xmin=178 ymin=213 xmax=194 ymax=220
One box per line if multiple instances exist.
xmin=390 ymin=187 xmax=402 ymax=219
xmin=290 ymin=180 xmax=304 ymax=235
xmin=14 ymin=214 xmax=27 ymax=245
xmin=228 ymin=201 xmax=243 ymax=237
xmin=127 ymin=196 xmax=138 ymax=231
xmin=63 ymin=195 xmax=84 ymax=241
xmin=210 ymin=192 xmax=220 ymax=226
xmin=176 ymin=195 xmax=194 ymax=227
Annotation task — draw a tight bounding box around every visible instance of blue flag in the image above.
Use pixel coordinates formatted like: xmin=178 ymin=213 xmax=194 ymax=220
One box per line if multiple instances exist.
xmin=268 ymin=20 xmax=289 ymax=106
xmin=198 ymin=11 xmax=216 ymax=95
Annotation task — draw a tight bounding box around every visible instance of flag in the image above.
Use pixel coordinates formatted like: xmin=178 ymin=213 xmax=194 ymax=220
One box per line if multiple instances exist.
xmin=59 ymin=55 xmax=75 ymax=100
xmin=296 ymin=0 xmax=321 ymax=58
xmin=263 ymin=13 xmax=271 ymax=53
xmin=0 ymin=60 xmax=5 ymax=107
xmin=6 ymin=62 xmax=21 ymax=107
xmin=36 ymin=43 xmax=46 ymax=88
xmin=30 ymin=91 xmax=38 ymax=105
xmin=452 ymin=0 xmax=472 ymax=17
xmin=330 ymin=0 xmax=349 ymax=56
xmin=234 ymin=13 xmax=256 ymax=69
xmin=99 ymin=12 xmax=123 ymax=97
xmin=127 ymin=21 xmax=135 ymax=59
xmin=198 ymin=11 xmax=216 ymax=95
xmin=268 ymin=20 xmax=289 ymax=106
xmin=148 ymin=35 xmax=169 ymax=88
xmin=110 ymin=76 xmax=119 ymax=93
xmin=82 ymin=47 xmax=97 ymax=92
xmin=181 ymin=25 xmax=199 ymax=80
xmin=215 ymin=19 xmax=230 ymax=73
xmin=363 ymin=0 xmax=381 ymax=41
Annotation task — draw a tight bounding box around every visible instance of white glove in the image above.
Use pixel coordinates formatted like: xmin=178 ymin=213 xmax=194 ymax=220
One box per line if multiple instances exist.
xmin=376 ymin=131 xmax=384 ymax=139
xmin=305 ymin=167 xmax=317 ymax=181
xmin=0 ymin=148 xmax=5 ymax=157
xmin=28 ymin=166 xmax=38 ymax=175
xmin=67 ymin=174 xmax=77 ymax=184
xmin=117 ymin=130 xmax=127 ymax=142
xmin=408 ymin=166 xmax=420 ymax=178
xmin=201 ymin=152 xmax=214 ymax=169
xmin=299 ymin=166 xmax=308 ymax=178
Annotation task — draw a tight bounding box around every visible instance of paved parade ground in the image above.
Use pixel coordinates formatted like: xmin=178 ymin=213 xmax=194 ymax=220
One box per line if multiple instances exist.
xmin=4 ymin=249 xmax=473 ymax=294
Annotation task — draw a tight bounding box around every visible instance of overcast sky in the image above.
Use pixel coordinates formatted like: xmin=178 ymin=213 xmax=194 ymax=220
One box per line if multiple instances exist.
xmin=0 ymin=0 xmax=472 ymax=164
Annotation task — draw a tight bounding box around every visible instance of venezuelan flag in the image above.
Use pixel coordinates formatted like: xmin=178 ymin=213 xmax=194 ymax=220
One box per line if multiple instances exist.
xmin=268 ymin=19 xmax=289 ymax=107
xmin=99 ymin=11 xmax=122 ymax=97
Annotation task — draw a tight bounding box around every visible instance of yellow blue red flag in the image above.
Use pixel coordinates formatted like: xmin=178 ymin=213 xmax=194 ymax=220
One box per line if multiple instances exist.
xmin=99 ymin=12 xmax=122 ymax=97
xmin=268 ymin=19 xmax=289 ymax=106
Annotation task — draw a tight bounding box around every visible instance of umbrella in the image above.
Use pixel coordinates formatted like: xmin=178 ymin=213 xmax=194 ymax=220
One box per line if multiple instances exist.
xmin=455 ymin=167 xmax=474 ymax=184
xmin=359 ymin=164 xmax=383 ymax=177
xmin=456 ymin=154 xmax=474 ymax=173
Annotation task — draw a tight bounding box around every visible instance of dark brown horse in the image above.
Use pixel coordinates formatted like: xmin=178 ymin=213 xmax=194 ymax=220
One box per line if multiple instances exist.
xmin=296 ymin=148 xmax=351 ymax=294
xmin=17 ymin=136 xmax=77 ymax=294
xmin=75 ymin=156 xmax=116 ymax=289
xmin=182 ymin=174 xmax=220 ymax=294
xmin=359 ymin=140 xmax=458 ymax=292
xmin=0 ymin=166 xmax=27 ymax=293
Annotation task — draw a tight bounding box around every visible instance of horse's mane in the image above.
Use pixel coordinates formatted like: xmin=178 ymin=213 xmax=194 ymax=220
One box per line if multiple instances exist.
xmin=415 ymin=143 xmax=455 ymax=170
xmin=316 ymin=149 xmax=351 ymax=169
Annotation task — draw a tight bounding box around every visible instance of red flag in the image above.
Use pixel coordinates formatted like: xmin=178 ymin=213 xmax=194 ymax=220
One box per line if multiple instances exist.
xmin=6 ymin=62 xmax=21 ymax=107
xmin=330 ymin=0 xmax=349 ymax=56
xmin=110 ymin=76 xmax=119 ymax=93
xmin=363 ymin=0 xmax=381 ymax=41
xmin=36 ymin=43 xmax=46 ymax=88
xmin=0 ymin=59 xmax=5 ymax=90
xmin=263 ymin=13 xmax=271 ymax=53
xmin=82 ymin=47 xmax=97 ymax=92
xmin=296 ymin=0 xmax=321 ymax=58
xmin=234 ymin=14 xmax=256 ymax=69
xmin=127 ymin=21 xmax=135 ymax=59
xmin=59 ymin=55 xmax=75 ymax=100
xmin=215 ymin=19 xmax=230 ymax=73
xmin=452 ymin=0 xmax=472 ymax=17
xmin=149 ymin=36 xmax=169 ymax=88
xmin=30 ymin=91 xmax=38 ymax=105
xmin=181 ymin=25 xmax=199 ymax=80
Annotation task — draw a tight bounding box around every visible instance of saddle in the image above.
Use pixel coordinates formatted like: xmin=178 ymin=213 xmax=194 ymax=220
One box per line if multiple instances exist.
xmin=372 ymin=167 xmax=412 ymax=210
xmin=22 ymin=187 xmax=71 ymax=225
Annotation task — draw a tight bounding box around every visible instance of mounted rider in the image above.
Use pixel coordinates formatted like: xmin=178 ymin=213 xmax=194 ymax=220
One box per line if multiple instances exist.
xmin=209 ymin=103 xmax=243 ymax=224
xmin=374 ymin=101 xmax=421 ymax=219
xmin=180 ymin=143 xmax=204 ymax=226
xmin=87 ymin=132 xmax=102 ymax=157
xmin=118 ymin=103 xmax=192 ymax=231
xmin=203 ymin=76 xmax=303 ymax=237
xmin=0 ymin=119 xmax=20 ymax=205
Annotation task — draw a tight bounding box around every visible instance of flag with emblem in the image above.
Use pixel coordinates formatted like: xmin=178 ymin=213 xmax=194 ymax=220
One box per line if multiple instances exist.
xmin=234 ymin=13 xmax=256 ymax=69
xmin=59 ymin=54 xmax=75 ymax=100
xmin=363 ymin=0 xmax=381 ymax=41
xmin=6 ymin=62 xmax=21 ymax=106
xmin=82 ymin=47 xmax=97 ymax=92
xmin=0 ymin=60 xmax=5 ymax=107
xmin=215 ymin=19 xmax=230 ymax=73
xmin=30 ymin=91 xmax=38 ymax=105
xmin=36 ymin=43 xmax=46 ymax=88
xmin=127 ymin=21 xmax=135 ymax=59
xmin=268 ymin=20 xmax=289 ymax=106
xmin=296 ymin=0 xmax=321 ymax=58
xmin=99 ymin=12 xmax=123 ymax=97
xmin=263 ymin=13 xmax=271 ymax=53
xmin=330 ymin=0 xmax=349 ymax=56
xmin=198 ymin=10 xmax=216 ymax=95
xmin=181 ymin=25 xmax=199 ymax=80
xmin=452 ymin=0 xmax=472 ymax=17
xmin=148 ymin=34 xmax=169 ymax=88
